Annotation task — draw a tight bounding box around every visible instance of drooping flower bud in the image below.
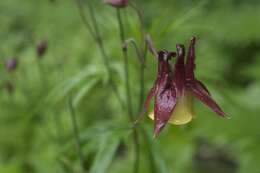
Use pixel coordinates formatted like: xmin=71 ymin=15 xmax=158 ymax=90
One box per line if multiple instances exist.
xmin=104 ymin=0 xmax=129 ymax=8
xmin=5 ymin=81 xmax=14 ymax=94
xmin=37 ymin=40 xmax=48 ymax=58
xmin=5 ymin=58 xmax=18 ymax=72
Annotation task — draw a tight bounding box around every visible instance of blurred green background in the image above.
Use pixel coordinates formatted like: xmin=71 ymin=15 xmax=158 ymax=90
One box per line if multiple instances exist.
xmin=1 ymin=0 xmax=260 ymax=173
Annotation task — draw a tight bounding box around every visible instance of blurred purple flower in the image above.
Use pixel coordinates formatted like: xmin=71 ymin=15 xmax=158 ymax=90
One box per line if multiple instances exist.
xmin=144 ymin=37 xmax=227 ymax=137
xmin=37 ymin=40 xmax=48 ymax=58
xmin=104 ymin=0 xmax=129 ymax=8
xmin=5 ymin=58 xmax=18 ymax=71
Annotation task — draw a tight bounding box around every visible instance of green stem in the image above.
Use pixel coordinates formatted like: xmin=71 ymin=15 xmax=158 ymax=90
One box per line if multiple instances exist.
xmin=130 ymin=2 xmax=147 ymax=113
xmin=141 ymin=127 xmax=157 ymax=173
xmin=68 ymin=97 xmax=85 ymax=172
xmin=116 ymin=9 xmax=140 ymax=173
xmin=116 ymin=9 xmax=133 ymax=119
xmin=130 ymin=3 xmax=157 ymax=173
xmin=74 ymin=0 xmax=125 ymax=110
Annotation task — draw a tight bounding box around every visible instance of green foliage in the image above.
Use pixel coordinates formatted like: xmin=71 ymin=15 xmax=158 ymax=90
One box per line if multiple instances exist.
xmin=0 ymin=0 xmax=260 ymax=173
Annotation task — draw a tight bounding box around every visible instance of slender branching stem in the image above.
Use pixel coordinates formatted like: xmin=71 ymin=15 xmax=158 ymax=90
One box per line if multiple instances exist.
xmin=74 ymin=0 xmax=125 ymax=110
xmin=130 ymin=3 xmax=157 ymax=172
xmin=123 ymin=38 xmax=143 ymax=63
xmin=116 ymin=9 xmax=140 ymax=173
xmin=130 ymin=2 xmax=147 ymax=113
xmin=74 ymin=0 xmax=95 ymax=38
xmin=140 ymin=127 xmax=157 ymax=173
xmin=68 ymin=97 xmax=86 ymax=173
xmin=116 ymin=9 xmax=133 ymax=119
xmin=74 ymin=1 xmax=156 ymax=173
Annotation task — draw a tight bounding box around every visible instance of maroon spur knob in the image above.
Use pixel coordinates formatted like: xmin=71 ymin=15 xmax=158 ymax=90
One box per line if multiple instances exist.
xmin=104 ymin=0 xmax=129 ymax=8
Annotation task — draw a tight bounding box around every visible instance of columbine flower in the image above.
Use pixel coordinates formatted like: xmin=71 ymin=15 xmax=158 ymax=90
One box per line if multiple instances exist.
xmin=5 ymin=58 xmax=18 ymax=72
xmin=37 ymin=40 xmax=48 ymax=58
xmin=104 ymin=0 xmax=129 ymax=8
xmin=144 ymin=37 xmax=227 ymax=137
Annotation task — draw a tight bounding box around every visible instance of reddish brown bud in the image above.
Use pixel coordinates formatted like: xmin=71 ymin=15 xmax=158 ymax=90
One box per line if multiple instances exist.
xmin=5 ymin=58 xmax=18 ymax=71
xmin=5 ymin=82 xmax=14 ymax=94
xmin=104 ymin=0 xmax=129 ymax=8
xmin=37 ymin=40 xmax=48 ymax=58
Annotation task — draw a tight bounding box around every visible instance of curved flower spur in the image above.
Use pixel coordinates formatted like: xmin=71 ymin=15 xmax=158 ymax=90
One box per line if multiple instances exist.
xmin=141 ymin=37 xmax=228 ymax=138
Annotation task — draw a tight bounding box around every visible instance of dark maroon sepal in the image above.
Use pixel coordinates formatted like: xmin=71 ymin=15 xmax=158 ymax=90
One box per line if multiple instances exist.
xmin=188 ymin=80 xmax=226 ymax=117
xmin=194 ymin=79 xmax=211 ymax=96
xmin=173 ymin=44 xmax=186 ymax=97
xmin=154 ymin=85 xmax=177 ymax=137
xmin=185 ymin=37 xmax=196 ymax=81
xmin=137 ymin=50 xmax=176 ymax=125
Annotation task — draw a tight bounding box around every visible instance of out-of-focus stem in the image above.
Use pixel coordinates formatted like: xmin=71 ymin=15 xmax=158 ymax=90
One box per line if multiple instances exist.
xmin=116 ymin=9 xmax=140 ymax=173
xmin=74 ymin=0 xmax=95 ymax=38
xmin=68 ymin=97 xmax=85 ymax=173
xmin=74 ymin=0 xmax=125 ymax=110
xmin=140 ymin=127 xmax=157 ymax=173
xmin=130 ymin=3 xmax=157 ymax=173
xmin=130 ymin=2 xmax=147 ymax=113
xmin=116 ymin=9 xmax=133 ymax=119
xmin=123 ymin=38 xmax=143 ymax=64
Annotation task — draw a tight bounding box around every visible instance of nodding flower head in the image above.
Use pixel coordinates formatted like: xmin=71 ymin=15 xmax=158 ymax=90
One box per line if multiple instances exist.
xmin=143 ymin=37 xmax=227 ymax=138
xmin=37 ymin=40 xmax=48 ymax=58
xmin=104 ymin=0 xmax=129 ymax=8
xmin=5 ymin=58 xmax=18 ymax=72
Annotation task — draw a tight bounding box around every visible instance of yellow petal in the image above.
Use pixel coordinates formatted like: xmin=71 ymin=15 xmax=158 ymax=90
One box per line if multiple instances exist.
xmin=148 ymin=91 xmax=195 ymax=125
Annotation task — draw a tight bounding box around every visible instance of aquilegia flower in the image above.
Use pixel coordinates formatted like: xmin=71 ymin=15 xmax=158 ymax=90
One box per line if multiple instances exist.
xmin=104 ymin=0 xmax=129 ymax=8
xmin=144 ymin=37 xmax=227 ymax=137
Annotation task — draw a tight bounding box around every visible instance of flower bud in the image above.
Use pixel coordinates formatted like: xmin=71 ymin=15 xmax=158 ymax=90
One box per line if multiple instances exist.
xmin=5 ymin=82 xmax=14 ymax=94
xmin=104 ymin=0 xmax=129 ymax=8
xmin=37 ymin=40 xmax=48 ymax=58
xmin=5 ymin=58 xmax=18 ymax=71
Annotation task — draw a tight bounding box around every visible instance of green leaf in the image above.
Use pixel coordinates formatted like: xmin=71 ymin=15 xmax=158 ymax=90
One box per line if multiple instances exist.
xmin=72 ymin=78 xmax=100 ymax=107
xmin=89 ymin=133 xmax=120 ymax=173
xmin=47 ymin=64 xmax=106 ymax=104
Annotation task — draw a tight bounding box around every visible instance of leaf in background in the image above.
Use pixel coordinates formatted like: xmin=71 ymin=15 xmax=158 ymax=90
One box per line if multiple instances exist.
xmin=72 ymin=78 xmax=100 ymax=107
xmin=89 ymin=133 xmax=120 ymax=173
xmin=46 ymin=64 xmax=106 ymax=104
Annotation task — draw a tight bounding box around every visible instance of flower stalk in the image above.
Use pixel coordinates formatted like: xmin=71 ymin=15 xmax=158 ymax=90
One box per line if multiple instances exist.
xmin=116 ymin=9 xmax=133 ymax=119
xmin=74 ymin=0 xmax=125 ymax=109
xmin=119 ymin=4 xmax=158 ymax=172
xmin=116 ymin=8 xmax=141 ymax=173
xmin=68 ymin=97 xmax=86 ymax=173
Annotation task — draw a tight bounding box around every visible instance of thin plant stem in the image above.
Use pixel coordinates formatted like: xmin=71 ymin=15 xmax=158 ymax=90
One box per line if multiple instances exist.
xmin=130 ymin=3 xmax=157 ymax=172
xmin=74 ymin=0 xmax=95 ymax=38
xmin=139 ymin=44 xmax=147 ymax=114
xmin=36 ymin=60 xmax=48 ymax=89
xmin=68 ymin=97 xmax=86 ymax=173
xmin=140 ymin=127 xmax=157 ymax=173
xmin=130 ymin=2 xmax=147 ymax=113
xmin=123 ymin=38 xmax=143 ymax=63
xmin=74 ymin=0 xmax=125 ymax=110
xmin=116 ymin=9 xmax=140 ymax=173
xmin=116 ymin=9 xmax=133 ymax=119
